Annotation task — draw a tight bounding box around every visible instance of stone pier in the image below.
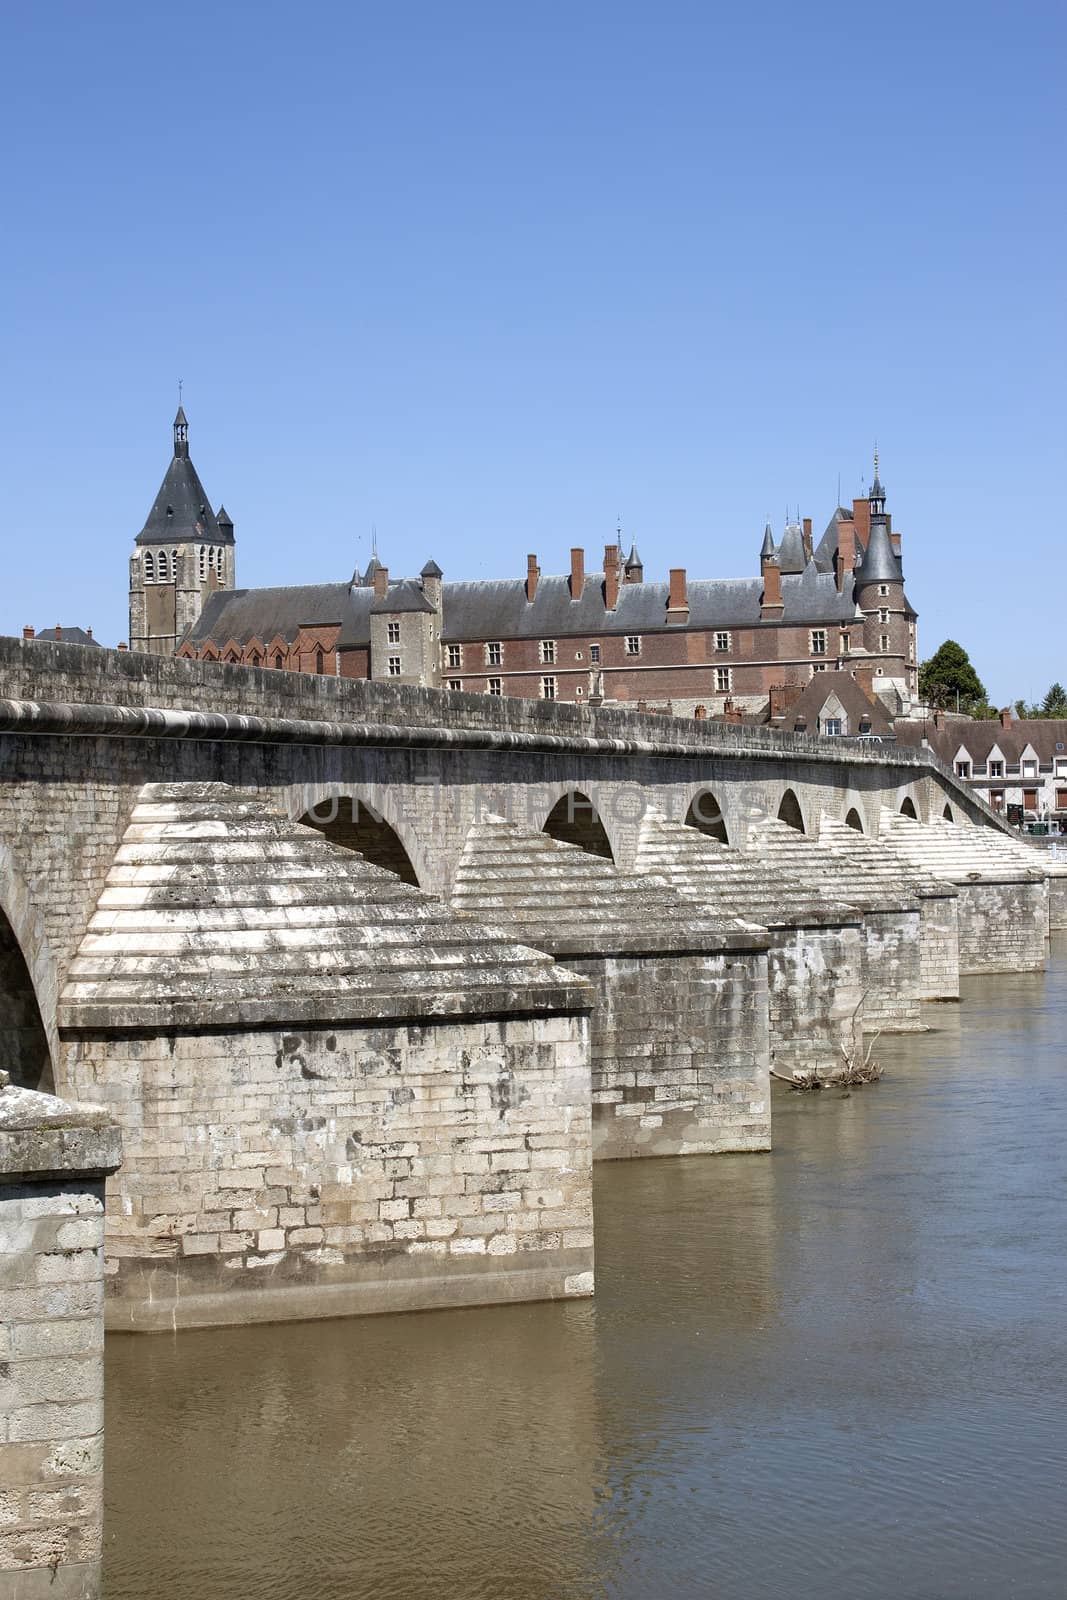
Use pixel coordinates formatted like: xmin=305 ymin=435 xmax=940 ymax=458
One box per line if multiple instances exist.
xmin=0 ymin=1074 xmax=121 ymax=1600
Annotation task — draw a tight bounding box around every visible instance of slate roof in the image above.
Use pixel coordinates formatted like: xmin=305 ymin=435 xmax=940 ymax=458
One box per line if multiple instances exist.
xmin=58 ymin=783 xmax=594 ymax=1030
xmin=136 ymin=451 xmax=227 ymax=547
xmin=29 ymin=626 xmax=101 ymax=647
xmin=186 ymin=563 xmax=864 ymax=651
xmin=854 ymin=516 xmax=903 ymax=584
xmin=770 ymin=671 xmax=895 ymax=736
xmin=776 ymin=521 xmax=807 ymax=575
xmin=186 ymin=583 xmax=353 ymax=647
xmin=370 ymin=580 xmax=435 ymax=615
xmin=896 ymin=718 xmax=1067 ymax=768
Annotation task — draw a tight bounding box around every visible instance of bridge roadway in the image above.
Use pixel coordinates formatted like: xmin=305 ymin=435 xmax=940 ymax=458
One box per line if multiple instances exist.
xmin=0 ymin=635 xmax=1054 ymax=1331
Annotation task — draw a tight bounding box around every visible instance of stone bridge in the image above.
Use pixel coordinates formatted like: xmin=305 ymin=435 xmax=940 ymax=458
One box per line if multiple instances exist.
xmin=0 ymin=636 xmax=1057 ymax=1332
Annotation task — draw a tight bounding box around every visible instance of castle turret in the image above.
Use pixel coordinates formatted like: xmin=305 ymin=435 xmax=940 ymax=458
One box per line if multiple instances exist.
xmin=853 ymin=457 xmax=915 ymax=699
xmin=128 ymin=408 xmax=235 ymax=656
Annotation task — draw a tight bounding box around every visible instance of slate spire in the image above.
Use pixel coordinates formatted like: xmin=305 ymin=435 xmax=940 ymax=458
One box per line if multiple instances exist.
xmin=174 ymin=405 xmax=189 ymax=460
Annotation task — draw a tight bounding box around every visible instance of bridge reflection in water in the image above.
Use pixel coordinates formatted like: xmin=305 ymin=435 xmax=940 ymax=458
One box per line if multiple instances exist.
xmin=104 ymin=938 xmax=1067 ymax=1600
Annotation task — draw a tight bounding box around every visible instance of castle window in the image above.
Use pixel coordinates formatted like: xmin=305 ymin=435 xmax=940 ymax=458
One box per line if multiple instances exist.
xmin=541 ymin=675 xmax=557 ymax=700
xmin=144 ymin=550 xmax=155 ymax=582
xmin=810 ymin=629 xmax=827 ymax=656
xmin=625 ymin=636 xmax=641 ymax=656
xmin=840 ymin=631 xmax=851 ymax=653
xmin=540 ymin=639 xmax=556 ymax=664
xmin=387 ymin=622 xmax=401 ymax=645
xmin=576 ymin=686 xmax=584 ymax=697
xmin=575 ymin=651 xmax=583 ymax=662
xmin=715 ymin=631 xmax=731 ymax=652
xmin=274 ymin=652 xmax=284 ymax=670
xmin=880 ymin=635 xmax=890 ymax=652
xmin=879 ymin=584 xmax=889 ymax=595
xmin=447 ymin=678 xmax=463 ymax=691
xmin=315 ymin=649 xmax=325 ymax=675
xmin=486 ymin=641 xmax=502 ymax=666
xmin=447 ymin=643 xmax=462 ymax=668
xmin=388 ymin=656 xmax=402 ymax=677
xmin=879 ymin=608 xmax=890 ymax=624
xmin=249 ymin=652 xmax=260 ymax=668
xmin=590 ymin=643 xmax=600 ymax=663
xmin=715 ymin=666 xmax=732 ymax=693
xmin=812 ymin=663 xmax=827 ymax=674
xmin=487 ymin=677 xmax=502 ymax=696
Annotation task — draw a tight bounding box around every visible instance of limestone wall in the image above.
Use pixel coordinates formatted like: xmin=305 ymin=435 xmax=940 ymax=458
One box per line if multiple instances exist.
xmin=61 ymin=1016 xmax=593 ymax=1332
xmin=954 ymin=881 xmax=1049 ymax=975
xmin=858 ymin=908 xmax=924 ymax=1033
xmin=0 ymin=1076 xmax=120 ymax=1600
xmin=567 ymin=950 xmax=770 ymax=1159
xmin=916 ymin=890 xmax=961 ymax=1001
xmin=767 ymin=923 xmax=866 ymax=1078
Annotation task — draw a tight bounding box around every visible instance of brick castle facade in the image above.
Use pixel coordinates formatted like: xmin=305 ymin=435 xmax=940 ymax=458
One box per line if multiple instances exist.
xmin=130 ymin=409 xmax=918 ymax=715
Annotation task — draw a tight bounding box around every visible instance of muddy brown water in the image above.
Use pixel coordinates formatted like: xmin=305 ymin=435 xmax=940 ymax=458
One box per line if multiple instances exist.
xmin=104 ymin=938 xmax=1067 ymax=1599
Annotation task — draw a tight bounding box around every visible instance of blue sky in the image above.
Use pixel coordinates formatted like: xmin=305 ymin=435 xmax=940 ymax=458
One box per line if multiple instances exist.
xmin=1 ymin=1 xmax=1063 ymax=705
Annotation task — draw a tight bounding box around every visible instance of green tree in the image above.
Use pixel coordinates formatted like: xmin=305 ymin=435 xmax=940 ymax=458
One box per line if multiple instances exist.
xmin=919 ymin=640 xmax=986 ymax=711
xmin=1041 ymin=682 xmax=1067 ymax=717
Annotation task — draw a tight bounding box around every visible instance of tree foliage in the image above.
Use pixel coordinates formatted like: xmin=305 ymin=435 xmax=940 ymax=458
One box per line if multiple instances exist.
xmin=918 ymin=639 xmax=986 ymax=710
xmin=1042 ymin=682 xmax=1067 ymax=717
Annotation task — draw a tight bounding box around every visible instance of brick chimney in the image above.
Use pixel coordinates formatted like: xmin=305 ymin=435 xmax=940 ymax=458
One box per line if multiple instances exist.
xmin=852 ymin=494 xmax=871 ymax=550
xmin=694 ymin=704 xmax=707 ymax=720
xmin=802 ymin=518 xmax=813 ymax=562
xmin=54 ymin=625 xmax=62 ymax=640
xmin=760 ymin=555 xmax=783 ymax=619
xmin=999 ymin=707 xmax=1013 ymax=728
xmin=603 ymin=544 xmax=620 ymax=612
xmin=22 ymin=626 xmax=34 ymax=640
xmin=569 ymin=547 xmax=584 ymax=601
xmin=933 ymin=708 xmax=945 ymax=729
xmin=526 ymin=554 xmax=539 ymax=603
xmin=854 ymin=663 xmax=875 ymax=700
xmin=117 ymin=641 xmax=128 ymax=651
xmin=373 ymin=565 xmax=389 ymax=599
xmin=836 ymin=520 xmax=856 ymax=593
xmin=719 ymin=697 xmax=742 ymax=725
xmin=86 ymin=627 xmax=93 ymax=640
xmin=667 ymin=567 xmax=689 ymax=622
xmin=769 ymin=682 xmax=803 ymax=720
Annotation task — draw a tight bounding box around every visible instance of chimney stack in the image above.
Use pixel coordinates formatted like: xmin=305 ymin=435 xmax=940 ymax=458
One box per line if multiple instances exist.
xmin=55 ymin=625 xmax=62 ymax=640
xmin=373 ymin=565 xmax=389 ymax=599
xmin=526 ymin=554 xmax=539 ymax=603
xmin=802 ymin=518 xmax=813 ymax=562
xmin=86 ymin=627 xmax=93 ymax=640
xmin=836 ymin=520 xmax=856 ymax=593
xmin=22 ymin=626 xmax=34 ymax=640
xmin=667 ymin=567 xmax=689 ymax=620
xmin=603 ymin=544 xmax=620 ymax=611
xmin=118 ymin=641 xmax=128 ymax=651
xmin=933 ymin=708 xmax=945 ymax=729
xmin=760 ymin=555 xmax=783 ymax=618
xmin=999 ymin=707 xmax=1013 ymax=728
xmin=569 ymin=547 xmax=585 ymax=601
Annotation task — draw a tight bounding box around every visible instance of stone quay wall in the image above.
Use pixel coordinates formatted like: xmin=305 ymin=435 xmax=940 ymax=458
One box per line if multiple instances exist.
xmin=567 ymin=950 xmax=771 ymax=1159
xmin=60 ymin=1016 xmax=593 ymax=1333
xmin=0 ymin=1076 xmax=121 ymax=1600
xmin=1049 ymin=877 xmax=1067 ymax=932
xmin=955 ymin=880 xmax=1049 ymax=975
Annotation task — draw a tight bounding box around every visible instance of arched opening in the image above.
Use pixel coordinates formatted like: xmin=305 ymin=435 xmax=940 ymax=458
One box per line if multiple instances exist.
xmin=777 ymin=789 xmax=805 ymax=833
xmin=0 ymin=908 xmax=53 ymax=1092
xmin=900 ymin=797 xmax=918 ymax=819
xmin=542 ymin=791 xmax=614 ymax=860
xmin=300 ymin=797 xmax=420 ymax=886
xmin=943 ymin=803 xmax=954 ymax=822
xmin=684 ymin=790 xmax=729 ymax=844
xmin=844 ymin=807 xmax=864 ymax=833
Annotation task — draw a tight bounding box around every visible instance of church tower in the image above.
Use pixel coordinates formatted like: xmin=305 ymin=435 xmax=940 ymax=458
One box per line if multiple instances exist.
xmin=128 ymin=408 xmax=235 ymax=655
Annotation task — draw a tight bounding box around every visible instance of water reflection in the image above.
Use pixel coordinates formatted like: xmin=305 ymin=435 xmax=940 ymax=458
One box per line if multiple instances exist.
xmin=105 ymin=938 xmax=1067 ymax=1600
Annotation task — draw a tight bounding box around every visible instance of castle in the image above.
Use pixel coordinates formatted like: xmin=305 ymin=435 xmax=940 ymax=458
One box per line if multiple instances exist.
xmin=130 ymin=408 xmax=918 ymax=715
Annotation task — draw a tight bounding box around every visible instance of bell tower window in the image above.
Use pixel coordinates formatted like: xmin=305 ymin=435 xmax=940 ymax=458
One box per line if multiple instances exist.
xmin=144 ymin=550 xmax=155 ymax=582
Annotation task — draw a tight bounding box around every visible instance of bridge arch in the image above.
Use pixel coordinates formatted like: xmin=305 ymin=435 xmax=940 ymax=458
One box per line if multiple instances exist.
xmin=900 ymin=796 xmax=918 ymax=820
xmin=541 ymin=790 xmax=615 ymax=861
xmin=844 ymin=806 xmax=865 ymax=833
xmin=291 ymin=787 xmax=426 ymax=888
xmin=0 ymin=846 xmax=57 ymax=1093
xmin=777 ymin=788 xmax=806 ymax=834
xmin=683 ymin=788 xmax=730 ymax=844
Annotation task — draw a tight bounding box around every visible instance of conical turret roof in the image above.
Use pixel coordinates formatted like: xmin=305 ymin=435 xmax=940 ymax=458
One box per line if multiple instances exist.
xmin=136 ymin=412 xmax=228 ymax=547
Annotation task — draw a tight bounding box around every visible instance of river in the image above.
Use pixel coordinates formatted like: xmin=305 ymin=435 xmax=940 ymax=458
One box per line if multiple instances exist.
xmin=103 ymin=937 xmax=1067 ymax=1599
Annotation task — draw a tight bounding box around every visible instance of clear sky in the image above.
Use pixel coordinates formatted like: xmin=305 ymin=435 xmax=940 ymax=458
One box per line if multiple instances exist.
xmin=1 ymin=1 xmax=1063 ymax=706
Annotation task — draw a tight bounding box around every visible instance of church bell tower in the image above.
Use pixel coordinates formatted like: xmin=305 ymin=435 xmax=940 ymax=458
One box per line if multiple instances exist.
xmin=128 ymin=407 xmax=236 ymax=655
